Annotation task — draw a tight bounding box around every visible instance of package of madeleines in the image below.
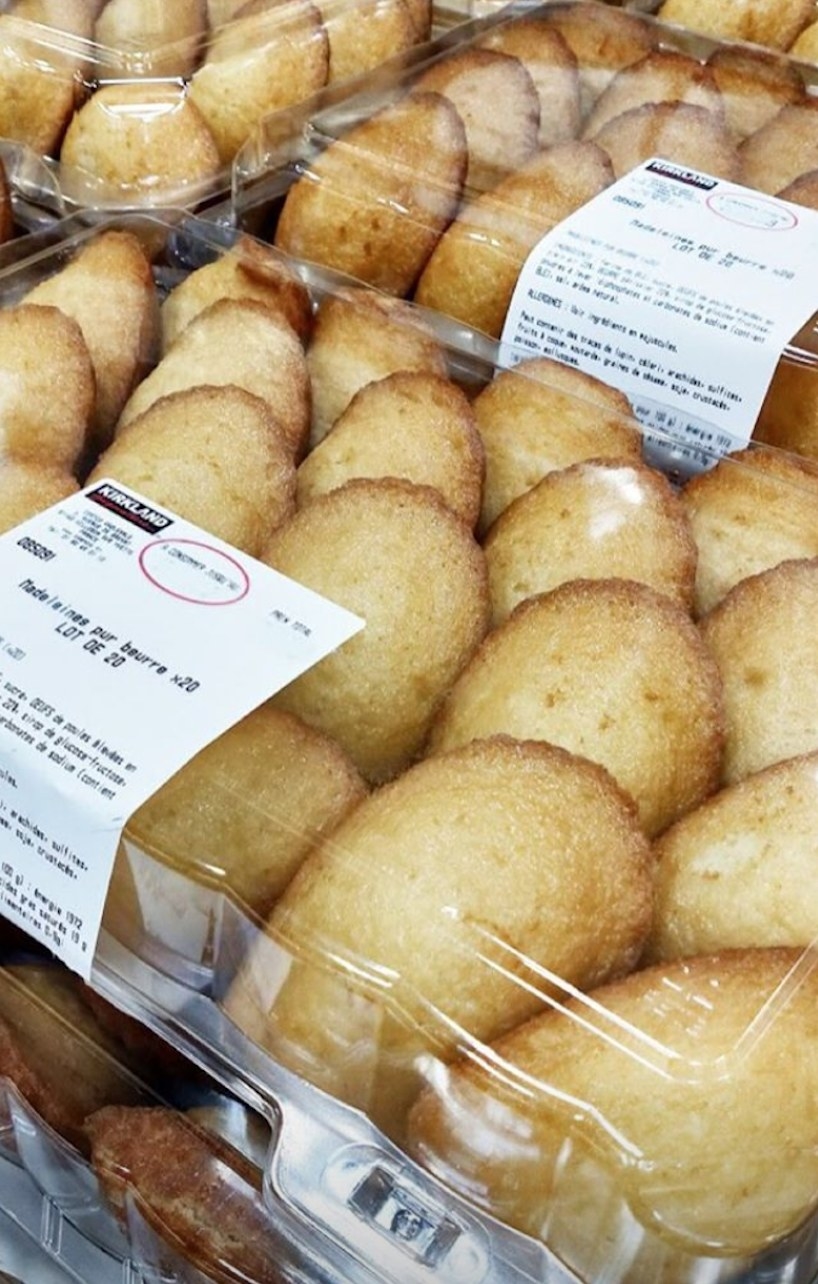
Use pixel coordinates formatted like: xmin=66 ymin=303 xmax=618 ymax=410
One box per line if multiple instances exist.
xmin=3 ymin=208 xmax=818 ymax=1284
xmin=0 ymin=942 xmax=287 ymax=1283
xmin=0 ymin=0 xmax=498 ymax=215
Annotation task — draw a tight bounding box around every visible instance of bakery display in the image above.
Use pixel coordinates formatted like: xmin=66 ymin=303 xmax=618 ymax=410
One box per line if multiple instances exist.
xmin=4 ymin=0 xmax=818 ymax=1255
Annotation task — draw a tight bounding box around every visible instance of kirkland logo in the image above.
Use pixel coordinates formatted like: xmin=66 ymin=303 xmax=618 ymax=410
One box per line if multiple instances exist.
xmin=646 ymin=160 xmax=718 ymax=191
xmin=87 ymin=483 xmax=174 ymax=533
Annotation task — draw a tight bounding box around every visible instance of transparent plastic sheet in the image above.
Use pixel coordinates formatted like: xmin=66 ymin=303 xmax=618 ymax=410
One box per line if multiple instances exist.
xmin=3 ymin=211 xmax=818 ymax=1284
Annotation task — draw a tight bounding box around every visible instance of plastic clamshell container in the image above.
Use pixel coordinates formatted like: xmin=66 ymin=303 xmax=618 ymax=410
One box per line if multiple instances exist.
xmin=4 ymin=211 xmax=818 ymax=1284
xmin=0 ymin=0 xmax=503 ymax=217
xmin=0 ymin=953 xmax=282 ymax=1283
xmin=230 ymin=0 xmax=818 ymax=342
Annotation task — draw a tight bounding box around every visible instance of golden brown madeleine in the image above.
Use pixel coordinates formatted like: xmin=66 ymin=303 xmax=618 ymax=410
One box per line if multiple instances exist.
xmin=23 ymin=229 xmax=159 ymax=456
xmin=777 ymin=168 xmax=818 ymax=209
xmin=0 ymin=460 xmax=78 ymax=534
xmin=407 ymin=948 xmax=818 ymax=1262
xmin=89 ymin=385 xmax=296 ymax=556
xmin=0 ymin=5 xmax=86 ymax=154
xmin=224 ymin=736 xmax=652 ymax=1139
xmin=700 ymin=558 xmax=818 ymax=785
xmin=296 ymin=370 xmax=485 ymax=528
xmin=582 ymin=49 xmax=724 ymax=140
xmin=682 ymin=446 xmax=818 ymax=616
xmin=94 ymin=0 xmax=207 ymax=77
xmin=740 ymin=99 xmax=818 ymax=194
xmin=538 ymin=1 xmax=660 ymax=120
xmin=0 ymin=304 xmax=94 ymax=471
xmin=590 ymin=101 xmax=742 ymax=184
xmin=305 ymin=287 xmax=448 ymax=447
xmin=706 ymin=44 xmax=806 ymax=144
xmin=86 ymin=1105 xmax=283 ymax=1284
xmin=59 ymin=83 xmax=221 ymax=205
xmin=658 ymin=0 xmax=814 ymax=51
xmin=789 ymin=20 xmax=818 ymax=60
xmin=118 ymin=298 xmax=310 ymax=459
xmin=0 ymin=962 xmax=153 ymax=1154
xmin=413 ymin=47 xmax=540 ymax=194
xmin=485 ymin=456 xmax=697 ymax=627
xmin=473 ymin=356 xmax=641 ymax=534
xmin=122 ymin=704 xmax=366 ymax=921
xmin=476 ymin=17 xmax=581 ymax=148
xmin=274 ymin=91 xmax=468 ymax=294
xmin=160 ymin=236 xmax=312 ymax=352
xmin=429 ymin=578 xmax=724 ymax=837
xmin=318 ymin=0 xmax=420 ymax=84
xmin=263 ymin=478 xmax=490 ymax=782
xmin=189 ymin=0 xmax=329 ymax=165
xmin=648 ymin=753 xmax=818 ymax=963
xmin=414 ymin=140 xmax=614 ymax=340
xmin=754 ymin=355 xmax=818 ymax=461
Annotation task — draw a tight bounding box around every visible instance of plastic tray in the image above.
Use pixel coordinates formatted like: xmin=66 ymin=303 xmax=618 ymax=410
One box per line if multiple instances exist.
xmin=3 ymin=211 xmax=818 ymax=1284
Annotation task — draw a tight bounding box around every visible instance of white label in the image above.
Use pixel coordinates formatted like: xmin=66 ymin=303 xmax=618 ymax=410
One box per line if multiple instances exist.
xmin=0 ymin=482 xmax=363 ymax=977
xmin=501 ymin=159 xmax=818 ymax=475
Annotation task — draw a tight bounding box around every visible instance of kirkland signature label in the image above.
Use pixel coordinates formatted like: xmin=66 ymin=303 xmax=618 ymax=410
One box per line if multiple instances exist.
xmin=0 ymin=482 xmax=363 ymax=976
xmin=501 ymin=158 xmax=818 ymax=475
